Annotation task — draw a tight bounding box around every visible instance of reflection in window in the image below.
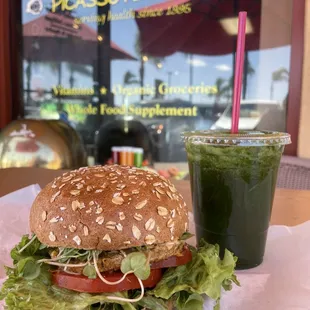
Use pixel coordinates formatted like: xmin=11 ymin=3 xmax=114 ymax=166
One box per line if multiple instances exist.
xmin=20 ymin=0 xmax=293 ymax=163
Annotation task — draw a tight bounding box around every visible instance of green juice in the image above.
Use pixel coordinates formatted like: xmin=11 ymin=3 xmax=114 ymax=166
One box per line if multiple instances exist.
xmin=184 ymin=131 xmax=290 ymax=269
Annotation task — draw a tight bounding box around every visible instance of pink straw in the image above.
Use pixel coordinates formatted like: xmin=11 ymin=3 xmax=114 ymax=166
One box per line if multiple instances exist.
xmin=231 ymin=12 xmax=247 ymax=134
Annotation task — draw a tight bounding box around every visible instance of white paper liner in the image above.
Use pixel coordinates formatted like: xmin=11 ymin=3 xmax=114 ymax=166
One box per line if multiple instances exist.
xmin=0 ymin=185 xmax=309 ymax=309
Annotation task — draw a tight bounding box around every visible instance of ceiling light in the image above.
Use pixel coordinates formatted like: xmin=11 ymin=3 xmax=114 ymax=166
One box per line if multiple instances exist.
xmin=219 ymin=17 xmax=254 ymax=35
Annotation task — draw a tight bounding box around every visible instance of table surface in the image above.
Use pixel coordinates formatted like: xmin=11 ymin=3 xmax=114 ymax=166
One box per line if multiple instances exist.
xmin=270 ymin=188 xmax=310 ymax=225
xmin=1 ymin=168 xmax=310 ymax=226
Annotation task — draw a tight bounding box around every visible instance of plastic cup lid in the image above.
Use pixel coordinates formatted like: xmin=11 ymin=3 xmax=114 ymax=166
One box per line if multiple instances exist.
xmin=132 ymin=147 xmax=143 ymax=153
xmin=112 ymin=147 xmax=123 ymax=152
xmin=181 ymin=130 xmax=291 ymax=146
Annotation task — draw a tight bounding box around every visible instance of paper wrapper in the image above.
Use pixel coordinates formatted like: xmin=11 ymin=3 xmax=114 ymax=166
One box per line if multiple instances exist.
xmin=1 ymin=186 xmax=310 ymax=310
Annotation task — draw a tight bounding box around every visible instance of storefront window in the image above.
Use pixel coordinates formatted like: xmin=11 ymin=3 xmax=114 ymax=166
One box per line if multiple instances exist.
xmin=21 ymin=0 xmax=293 ymax=164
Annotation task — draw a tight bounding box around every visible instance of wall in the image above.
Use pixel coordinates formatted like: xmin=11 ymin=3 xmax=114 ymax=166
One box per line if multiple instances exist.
xmin=298 ymin=0 xmax=310 ymax=158
xmin=0 ymin=0 xmax=12 ymax=129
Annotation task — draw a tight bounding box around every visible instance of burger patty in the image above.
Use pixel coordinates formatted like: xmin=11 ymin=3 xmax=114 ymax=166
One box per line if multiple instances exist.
xmin=64 ymin=241 xmax=185 ymax=274
xmin=98 ymin=241 xmax=185 ymax=272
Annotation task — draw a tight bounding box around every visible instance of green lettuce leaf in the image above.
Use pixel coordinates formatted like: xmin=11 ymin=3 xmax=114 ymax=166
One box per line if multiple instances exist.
xmin=151 ymin=241 xmax=239 ymax=309
xmin=0 ymin=267 xmax=138 ymax=310
xmin=135 ymin=295 xmax=169 ymax=310
xmin=1 ymin=235 xmax=239 ymax=310
xmin=11 ymin=235 xmax=50 ymax=264
xmin=179 ymin=232 xmax=195 ymax=241
xmin=0 ymin=235 xmax=167 ymax=309
xmin=121 ymin=253 xmax=150 ymax=280
xmin=175 ymin=291 xmax=204 ymax=310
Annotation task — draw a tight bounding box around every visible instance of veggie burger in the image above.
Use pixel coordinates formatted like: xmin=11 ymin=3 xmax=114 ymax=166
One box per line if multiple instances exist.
xmin=0 ymin=165 xmax=239 ymax=309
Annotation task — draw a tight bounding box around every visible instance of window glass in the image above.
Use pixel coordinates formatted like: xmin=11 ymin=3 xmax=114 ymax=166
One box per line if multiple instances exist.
xmin=21 ymin=0 xmax=292 ymax=164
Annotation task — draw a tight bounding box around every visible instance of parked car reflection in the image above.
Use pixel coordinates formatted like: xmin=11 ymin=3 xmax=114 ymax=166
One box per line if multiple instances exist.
xmin=211 ymin=100 xmax=286 ymax=131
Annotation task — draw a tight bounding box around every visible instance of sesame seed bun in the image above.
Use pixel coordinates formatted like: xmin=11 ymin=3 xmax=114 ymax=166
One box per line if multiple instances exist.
xmin=29 ymin=165 xmax=189 ymax=250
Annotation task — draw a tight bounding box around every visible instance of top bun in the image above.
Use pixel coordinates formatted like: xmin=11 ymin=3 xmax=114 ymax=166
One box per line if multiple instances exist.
xmin=30 ymin=165 xmax=189 ymax=250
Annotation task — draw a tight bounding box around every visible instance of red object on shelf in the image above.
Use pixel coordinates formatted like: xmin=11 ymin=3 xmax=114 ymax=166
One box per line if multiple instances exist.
xmin=168 ymin=167 xmax=179 ymax=177
xmin=157 ymin=169 xmax=171 ymax=178
xmin=106 ymin=158 xmax=113 ymax=165
xmin=15 ymin=140 xmax=39 ymax=153
xmin=142 ymin=159 xmax=149 ymax=167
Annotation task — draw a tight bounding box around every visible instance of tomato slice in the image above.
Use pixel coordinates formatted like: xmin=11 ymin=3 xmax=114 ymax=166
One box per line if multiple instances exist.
xmin=151 ymin=246 xmax=192 ymax=269
xmin=52 ymin=268 xmax=163 ymax=293
xmin=52 ymin=247 xmax=192 ymax=293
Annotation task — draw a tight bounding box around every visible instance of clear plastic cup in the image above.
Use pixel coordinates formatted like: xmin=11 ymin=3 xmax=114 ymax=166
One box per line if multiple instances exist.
xmin=182 ymin=130 xmax=291 ymax=269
